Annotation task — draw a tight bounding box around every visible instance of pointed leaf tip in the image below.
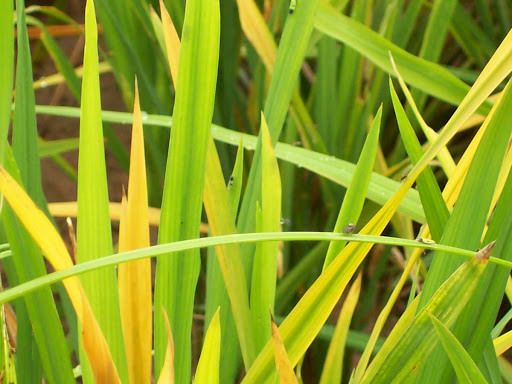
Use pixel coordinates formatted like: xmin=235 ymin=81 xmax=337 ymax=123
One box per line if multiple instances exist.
xmin=270 ymin=310 xmax=299 ymax=384
xmin=157 ymin=307 xmax=175 ymax=384
xmin=476 ymin=240 xmax=496 ymax=261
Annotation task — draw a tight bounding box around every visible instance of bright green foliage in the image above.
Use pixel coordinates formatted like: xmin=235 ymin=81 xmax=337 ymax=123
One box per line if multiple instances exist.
xmin=389 ymin=79 xmax=449 ymax=241
xmin=2 ymin=1 xmax=512 ymax=383
xmin=76 ymin=1 xmax=128 ymax=381
xmin=430 ymin=313 xmax=488 ymax=384
xmin=323 ymin=106 xmax=382 ymax=268
xmin=250 ymin=116 xmax=282 ymax=353
xmin=0 ymin=0 xmax=13 ymax=165
xmin=153 ymin=0 xmax=220 ymax=382
xmin=7 ymin=1 xmax=74 ymax=382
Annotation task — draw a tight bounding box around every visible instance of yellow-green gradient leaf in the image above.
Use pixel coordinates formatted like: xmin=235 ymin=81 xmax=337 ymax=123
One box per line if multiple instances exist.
xmin=271 ymin=312 xmax=299 ymax=384
xmin=251 ymin=114 xmax=282 ymax=353
xmin=195 ymin=308 xmax=221 ymax=384
xmin=0 ymin=166 xmax=120 ymax=383
xmin=77 ymin=0 xmax=127 ymax=380
xmin=157 ymin=309 xmax=175 ymax=384
xmin=48 ymin=202 xmax=208 ymax=232
xmin=153 ymin=0 xmax=220 ymax=381
xmin=118 ymin=80 xmax=152 ymax=384
xmin=159 ymin=0 xmax=180 ymax=85
xmin=319 ymin=273 xmax=362 ymax=384
xmin=429 ymin=313 xmax=488 ymax=384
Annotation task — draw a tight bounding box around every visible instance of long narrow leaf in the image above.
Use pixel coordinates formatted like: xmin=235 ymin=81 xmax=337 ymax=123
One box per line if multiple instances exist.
xmin=323 ymin=106 xmax=382 ymax=267
xmin=319 ymin=273 xmax=362 ymax=384
xmin=0 ymin=0 xmax=13 ymax=165
xmin=203 ymin=137 xmax=257 ymax=369
xmin=117 ymin=80 xmax=152 ymax=384
xmin=389 ymin=78 xmax=449 ymax=241
xmin=77 ymin=0 xmax=127 ymax=381
xmin=251 ymin=115 xmax=282 ymax=352
xmin=11 ymin=1 xmax=75 ymax=381
xmin=0 ymin=164 xmax=120 ymax=383
xmin=417 ymin=77 xmax=512 ymax=382
xmin=0 ymin=228 xmax=494 ymax=308
xmin=236 ymin=0 xmax=322 ymax=267
xmin=33 ymin=105 xmax=427 ymax=223
xmin=314 ymin=2 xmax=491 ymax=113
xmin=153 ymin=0 xmax=220 ymax=381
xmin=157 ymin=6 xmax=248 ymax=377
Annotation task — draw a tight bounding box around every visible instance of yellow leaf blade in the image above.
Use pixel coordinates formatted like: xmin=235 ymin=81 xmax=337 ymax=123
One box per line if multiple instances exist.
xmin=494 ymin=329 xmax=512 ymax=357
xmin=118 ymin=79 xmax=152 ymax=384
xmin=157 ymin=308 xmax=175 ymax=384
xmin=0 ymin=166 xmax=120 ymax=383
xmin=319 ymin=273 xmax=362 ymax=384
xmin=271 ymin=312 xmax=299 ymax=384
xmin=236 ymin=0 xmax=276 ymax=72
xmin=82 ymin=293 xmax=122 ymax=384
xmin=159 ymin=0 xmax=180 ymax=85
xmin=48 ymin=201 xmax=209 ymax=232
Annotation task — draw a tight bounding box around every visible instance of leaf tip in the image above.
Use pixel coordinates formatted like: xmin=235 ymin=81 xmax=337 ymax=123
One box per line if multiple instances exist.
xmin=476 ymin=240 xmax=496 ymax=261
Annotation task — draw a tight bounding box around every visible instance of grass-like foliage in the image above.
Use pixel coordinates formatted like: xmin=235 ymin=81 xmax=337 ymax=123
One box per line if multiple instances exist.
xmin=1 ymin=0 xmax=512 ymax=383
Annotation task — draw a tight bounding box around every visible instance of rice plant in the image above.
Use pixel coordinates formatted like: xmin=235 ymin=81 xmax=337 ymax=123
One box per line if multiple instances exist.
xmin=0 ymin=0 xmax=512 ymax=383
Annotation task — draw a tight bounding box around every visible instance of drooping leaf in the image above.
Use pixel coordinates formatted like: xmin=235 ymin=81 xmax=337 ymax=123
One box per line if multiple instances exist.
xmin=0 ymin=165 xmax=120 ymax=383
xmin=34 ymin=105 xmax=427 ymax=223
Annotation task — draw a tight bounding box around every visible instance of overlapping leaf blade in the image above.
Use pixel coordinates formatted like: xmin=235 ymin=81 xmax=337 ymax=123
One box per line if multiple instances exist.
xmin=153 ymin=0 xmax=220 ymax=381
xmin=76 ymin=0 xmax=127 ymax=381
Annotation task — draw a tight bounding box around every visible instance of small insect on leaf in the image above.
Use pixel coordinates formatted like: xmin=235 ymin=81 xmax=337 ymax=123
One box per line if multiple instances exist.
xmin=227 ymin=175 xmax=234 ymax=191
xmin=416 ymin=237 xmax=436 ymax=244
xmin=289 ymin=0 xmax=296 ymax=14
xmin=342 ymin=223 xmax=356 ymax=234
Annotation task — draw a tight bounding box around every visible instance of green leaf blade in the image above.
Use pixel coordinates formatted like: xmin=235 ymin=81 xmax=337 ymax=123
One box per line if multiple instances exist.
xmin=323 ymin=106 xmax=382 ymax=268
xmin=429 ymin=313 xmax=488 ymax=384
xmin=361 ymin=256 xmax=489 ymax=383
xmin=153 ymin=0 xmax=221 ymax=382
xmin=389 ymin=78 xmax=449 ymax=241
xmin=417 ymin=78 xmax=512 ymax=383
xmin=250 ymin=117 xmax=282 ymax=353
xmin=77 ymin=1 xmax=127 ymax=381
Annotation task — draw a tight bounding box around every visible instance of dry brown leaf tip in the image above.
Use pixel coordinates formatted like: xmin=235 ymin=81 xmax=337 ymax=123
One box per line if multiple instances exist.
xmin=476 ymin=240 xmax=496 ymax=261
